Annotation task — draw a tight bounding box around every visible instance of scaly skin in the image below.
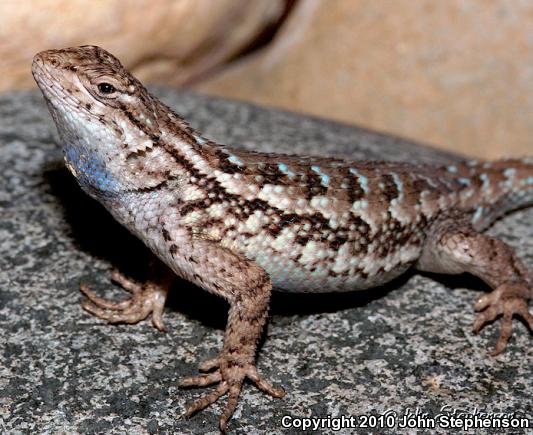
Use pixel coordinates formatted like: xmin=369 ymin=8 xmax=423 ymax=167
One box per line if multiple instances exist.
xmin=32 ymin=45 xmax=532 ymax=432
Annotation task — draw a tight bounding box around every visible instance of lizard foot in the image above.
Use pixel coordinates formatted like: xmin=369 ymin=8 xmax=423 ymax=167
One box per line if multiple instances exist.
xmin=179 ymin=355 xmax=286 ymax=432
xmin=473 ymin=281 xmax=533 ymax=356
xmin=80 ymin=270 xmax=168 ymax=331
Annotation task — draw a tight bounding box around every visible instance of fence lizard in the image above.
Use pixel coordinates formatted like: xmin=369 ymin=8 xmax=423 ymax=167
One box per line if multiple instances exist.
xmin=32 ymin=45 xmax=532 ymax=432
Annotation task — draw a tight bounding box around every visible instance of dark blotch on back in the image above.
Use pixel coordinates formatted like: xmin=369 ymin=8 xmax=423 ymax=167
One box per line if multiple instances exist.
xmin=381 ymin=174 xmax=400 ymax=201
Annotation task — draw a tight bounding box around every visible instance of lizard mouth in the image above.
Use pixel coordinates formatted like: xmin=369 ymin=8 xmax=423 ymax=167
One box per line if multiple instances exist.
xmin=32 ymin=52 xmax=97 ymax=120
xmin=32 ymin=59 xmax=81 ymax=112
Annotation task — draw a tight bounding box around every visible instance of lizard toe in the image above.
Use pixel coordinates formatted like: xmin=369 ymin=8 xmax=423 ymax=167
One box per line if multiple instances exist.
xmin=472 ymin=281 xmax=532 ymax=355
xmin=179 ymin=371 xmax=222 ymax=388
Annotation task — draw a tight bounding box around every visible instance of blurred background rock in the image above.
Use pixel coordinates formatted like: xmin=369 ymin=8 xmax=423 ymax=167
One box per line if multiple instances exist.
xmin=1 ymin=0 xmax=531 ymax=158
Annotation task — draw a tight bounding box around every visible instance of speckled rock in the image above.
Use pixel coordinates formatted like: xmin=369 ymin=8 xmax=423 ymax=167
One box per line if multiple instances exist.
xmin=0 ymin=89 xmax=531 ymax=434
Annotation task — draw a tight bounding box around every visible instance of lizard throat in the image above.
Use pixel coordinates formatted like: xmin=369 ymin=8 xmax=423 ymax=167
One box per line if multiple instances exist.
xmin=63 ymin=144 xmax=123 ymax=199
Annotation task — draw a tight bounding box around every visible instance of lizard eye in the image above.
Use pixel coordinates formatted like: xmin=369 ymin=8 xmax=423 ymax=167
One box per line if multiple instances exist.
xmin=97 ymin=83 xmax=116 ymax=95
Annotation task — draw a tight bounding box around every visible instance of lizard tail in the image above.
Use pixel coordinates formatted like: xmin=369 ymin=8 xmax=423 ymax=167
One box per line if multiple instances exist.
xmin=454 ymin=157 xmax=533 ymax=230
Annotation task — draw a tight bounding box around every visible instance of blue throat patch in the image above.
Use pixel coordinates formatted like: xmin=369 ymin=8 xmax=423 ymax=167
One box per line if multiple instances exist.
xmin=64 ymin=145 xmax=122 ymax=198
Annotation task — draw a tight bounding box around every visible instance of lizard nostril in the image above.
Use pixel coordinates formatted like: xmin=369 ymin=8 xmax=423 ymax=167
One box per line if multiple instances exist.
xmin=32 ymin=53 xmax=44 ymax=67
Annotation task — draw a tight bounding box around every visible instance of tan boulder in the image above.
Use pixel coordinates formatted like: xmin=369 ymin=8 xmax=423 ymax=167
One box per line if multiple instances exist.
xmin=196 ymin=0 xmax=533 ymax=158
xmin=0 ymin=0 xmax=285 ymax=90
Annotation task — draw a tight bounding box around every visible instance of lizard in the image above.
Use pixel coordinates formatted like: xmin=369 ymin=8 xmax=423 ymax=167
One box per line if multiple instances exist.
xmin=32 ymin=45 xmax=532 ymax=432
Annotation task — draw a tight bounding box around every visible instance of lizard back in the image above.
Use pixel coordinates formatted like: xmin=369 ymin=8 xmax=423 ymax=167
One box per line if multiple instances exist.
xmin=160 ymin=138 xmax=533 ymax=292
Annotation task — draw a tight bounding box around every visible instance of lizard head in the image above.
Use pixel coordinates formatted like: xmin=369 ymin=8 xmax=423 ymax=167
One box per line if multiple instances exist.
xmin=32 ymin=45 xmax=172 ymax=197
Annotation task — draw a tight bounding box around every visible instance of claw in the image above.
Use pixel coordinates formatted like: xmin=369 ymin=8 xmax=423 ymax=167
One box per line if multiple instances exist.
xmin=490 ymin=311 xmax=513 ymax=356
xmin=219 ymin=384 xmax=241 ymax=433
xmin=472 ymin=305 xmax=499 ymax=333
xmin=246 ymin=365 xmax=286 ymax=398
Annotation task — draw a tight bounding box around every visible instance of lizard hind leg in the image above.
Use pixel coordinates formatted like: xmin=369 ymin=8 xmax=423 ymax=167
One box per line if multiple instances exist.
xmin=80 ymin=267 xmax=172 ymax=331
xmin=416 ymin=213 xmax=532 ymax=355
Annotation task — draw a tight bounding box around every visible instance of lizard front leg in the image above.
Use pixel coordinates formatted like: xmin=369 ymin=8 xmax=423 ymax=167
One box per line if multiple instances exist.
xmin=162 ymin=225 xmax=285 ymax=432
xmin=180 ymin=264 xmax=285 ymax=432
xmin=416 ymin=213 xmax=532 ymax=355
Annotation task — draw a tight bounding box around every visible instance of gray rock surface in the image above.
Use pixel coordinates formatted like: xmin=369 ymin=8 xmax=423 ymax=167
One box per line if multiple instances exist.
xmin=1 ymin=89 xmax=531 ymax=434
